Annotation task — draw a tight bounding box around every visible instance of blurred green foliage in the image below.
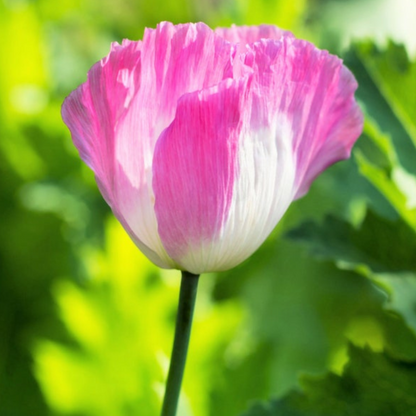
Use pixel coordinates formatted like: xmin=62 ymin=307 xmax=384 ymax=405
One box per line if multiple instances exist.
xmin=244 ymin=345 xmax=416 ymax=416
xmin=1 ymin=0 xmax=416 ymax=415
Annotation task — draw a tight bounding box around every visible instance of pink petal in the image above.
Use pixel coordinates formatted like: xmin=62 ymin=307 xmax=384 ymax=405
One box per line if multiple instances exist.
xmin=152 ymin=79 xmax=244 ymax=273
xmin=152 ymin=76 xmax=299 ymax=274
xmin=140 ymin=21 xmax=235 ymax=129
xmin=62 ymin=41 xmax=171 ymax=267
xmin=61 ymin=40 xmax=141 ymax=198
xmin=243 ymin=36 xmax=363 ymax=199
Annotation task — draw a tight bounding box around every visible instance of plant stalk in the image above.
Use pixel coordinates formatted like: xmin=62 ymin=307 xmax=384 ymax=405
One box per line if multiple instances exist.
xmin=161 ymin=271 xmax=200 ymax=416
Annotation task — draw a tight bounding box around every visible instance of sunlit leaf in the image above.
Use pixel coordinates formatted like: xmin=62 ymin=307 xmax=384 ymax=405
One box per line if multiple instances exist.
xmin=345 ymin=42 xmax=416 ymax=175
xmin=354 ymin=117 xmax=416 ymax=230
xmin=34 ymin=218 xmax=243 ymax=416
xmin=355 ymin=41 xmax=416 ymax=147
xmin=377 ymin=274 xmax=416 ymax=334
xmin=355 ymin=151 xmax=416 ymax=230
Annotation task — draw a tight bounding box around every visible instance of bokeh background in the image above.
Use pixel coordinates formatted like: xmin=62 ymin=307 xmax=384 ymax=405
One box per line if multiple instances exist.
xmin=1 ymin=0 xmax=416 ymax=415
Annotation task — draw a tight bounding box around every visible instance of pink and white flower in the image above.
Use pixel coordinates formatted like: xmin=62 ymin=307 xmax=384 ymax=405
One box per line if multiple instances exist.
xmin=62 ymin=22 xmax=363 ymax=275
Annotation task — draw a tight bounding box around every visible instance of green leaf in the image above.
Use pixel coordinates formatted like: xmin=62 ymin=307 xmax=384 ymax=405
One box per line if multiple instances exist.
xmin=355 ymin=41 xmax=416 ymax=147
xmin=355 ymin=150 xmax=416 ymax=230
xmin=354 ymin=117 xmax=416 ymax=230
xmin=286 ymin=210 xmax=416 ymax=275
xmin=242 ymin=345 xmax=416 ymax=416
xmin=360 ymin=118 xmax=398 ymax=167
xmin=344 ymin=42 xmax=416 ymax=175
xmin=286 ymin=210 xmax=416 ymax=341
xmin=377 ymin=274 xmax=416 ymax=334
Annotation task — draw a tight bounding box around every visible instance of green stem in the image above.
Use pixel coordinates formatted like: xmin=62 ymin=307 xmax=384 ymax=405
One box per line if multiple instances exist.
xmin=161 ymin=271 xmax=200 ymax=416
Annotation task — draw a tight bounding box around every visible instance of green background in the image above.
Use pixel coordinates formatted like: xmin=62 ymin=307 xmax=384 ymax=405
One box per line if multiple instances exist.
xmin=1 ymin=0 xmax=416 ymax=415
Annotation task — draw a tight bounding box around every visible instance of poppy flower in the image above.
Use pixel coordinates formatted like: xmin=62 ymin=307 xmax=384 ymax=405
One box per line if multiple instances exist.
xmin=62 ymin=22 xmax=363 ymax=275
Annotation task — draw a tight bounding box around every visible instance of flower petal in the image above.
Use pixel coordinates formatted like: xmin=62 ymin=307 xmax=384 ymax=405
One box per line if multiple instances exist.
xmin=153 ymin=76 xmax=298 ymax=274
xmin=152 ymin=79 xmax=242 ymax=273
xmin=141 ymin=21 xmax=235 ymax=128
xmin=61 ymin=40 xmax=141 ymax=196
xmin=243 ymin=36 xmax=363 ymax=199
xmin=61 ymin=40 xmax=171 ymax=269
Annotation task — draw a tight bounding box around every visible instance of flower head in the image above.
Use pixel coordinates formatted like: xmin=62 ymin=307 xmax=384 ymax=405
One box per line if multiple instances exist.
xmin=62 ymin=22 xmax=363 ymax=275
